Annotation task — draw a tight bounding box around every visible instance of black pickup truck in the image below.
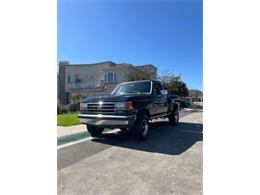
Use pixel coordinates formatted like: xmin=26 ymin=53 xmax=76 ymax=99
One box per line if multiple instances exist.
xmin=78 ymin=80 xmax=179 ymax=141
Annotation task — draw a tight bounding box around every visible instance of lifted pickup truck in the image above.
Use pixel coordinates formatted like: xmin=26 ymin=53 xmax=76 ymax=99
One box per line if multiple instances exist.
xmin=78 ymin=80 xmax=179 ymax=141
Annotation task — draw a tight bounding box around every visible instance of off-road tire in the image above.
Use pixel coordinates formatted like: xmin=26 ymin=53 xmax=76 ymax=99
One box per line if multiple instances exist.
xmin=131 ymin=113 xmax=149 ymax=141
xmin=87 ymin=125 xmax=104 ymax=137
xmin=169 ymin=108 xmax=179 ymax=126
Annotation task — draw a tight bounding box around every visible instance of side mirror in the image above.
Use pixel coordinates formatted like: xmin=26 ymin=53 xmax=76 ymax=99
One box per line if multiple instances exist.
xmin=160 ymin=89 xmax=168 ymax=95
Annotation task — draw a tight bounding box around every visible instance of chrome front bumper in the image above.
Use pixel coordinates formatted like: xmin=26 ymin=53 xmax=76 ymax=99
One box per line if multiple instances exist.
xmin=78 ymin=113 xmax=136 ymax=128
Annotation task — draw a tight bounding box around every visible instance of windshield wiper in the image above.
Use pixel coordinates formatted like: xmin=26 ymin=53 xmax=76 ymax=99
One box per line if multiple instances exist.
xmin=126 ymin=91 xmax=141 ymax=94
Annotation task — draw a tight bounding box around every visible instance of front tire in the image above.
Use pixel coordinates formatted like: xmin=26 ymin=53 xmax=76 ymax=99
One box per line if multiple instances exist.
xmin=169 ymin=108 xmax=179 ymax=126
xmin=87 ymin=125 xmax=104 ymax=137
xmin=131 ymin=113 xmax=149 ymax=141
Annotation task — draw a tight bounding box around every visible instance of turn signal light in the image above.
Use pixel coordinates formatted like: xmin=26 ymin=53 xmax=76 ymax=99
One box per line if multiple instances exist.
xmin=125 ymin=102 xmax=133 ymax=110
xmin=80 ymin=103 xmax=83 ymax=110
xmin=80 ymin=103 xmax=87 ymax=110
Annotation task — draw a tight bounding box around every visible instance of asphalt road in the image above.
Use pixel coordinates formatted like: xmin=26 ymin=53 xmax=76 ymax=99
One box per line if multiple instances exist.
xmin=58 ymin=109 xmax=203 ymax=195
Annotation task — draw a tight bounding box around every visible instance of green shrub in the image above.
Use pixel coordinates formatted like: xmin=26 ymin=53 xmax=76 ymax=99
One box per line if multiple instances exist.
xmin=71 ymin=94 xmax=85 ymax=103
xmin=57 ymin=99 xmax=69 ymax=114
xmin=57 ymin=99 xmax=63 ymax=114
xmin=57 ymin=97 xmax=81 ymax=114
xmin=68 ymin=102 xmax=80 ymax=112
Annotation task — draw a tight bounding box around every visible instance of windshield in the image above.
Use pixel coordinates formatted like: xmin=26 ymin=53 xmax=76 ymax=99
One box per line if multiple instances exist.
xmin=112 ymin=81 xmax=151 ymax=95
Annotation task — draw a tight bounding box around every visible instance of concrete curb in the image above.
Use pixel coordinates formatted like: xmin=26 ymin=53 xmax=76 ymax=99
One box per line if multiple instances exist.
xmin=183 ymin=108 xmax=203 ymax=112
xmin=57 ymin=129 xmax=120 ymax=150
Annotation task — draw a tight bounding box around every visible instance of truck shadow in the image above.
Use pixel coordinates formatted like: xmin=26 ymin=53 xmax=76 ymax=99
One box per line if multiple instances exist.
xmin=91 ymin=121 xmax=203 ymax=156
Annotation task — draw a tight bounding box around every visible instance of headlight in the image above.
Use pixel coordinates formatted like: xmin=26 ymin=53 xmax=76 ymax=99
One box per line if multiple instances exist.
xmin=115 ymin=102 xmax=133 ymax=110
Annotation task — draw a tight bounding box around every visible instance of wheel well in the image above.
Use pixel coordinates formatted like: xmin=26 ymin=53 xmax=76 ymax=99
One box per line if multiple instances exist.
xmin=137 ymin=109 xmax=150 ymax=120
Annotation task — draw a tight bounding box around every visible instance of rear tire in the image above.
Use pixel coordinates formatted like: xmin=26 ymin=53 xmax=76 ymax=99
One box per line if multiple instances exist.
xmin=169 ymin=108 xmax=179 ymax=126
xmin=87 ymin=125 xmax=104 ymax=137
xmin=131 ymin=113 xmax=149 ymax=141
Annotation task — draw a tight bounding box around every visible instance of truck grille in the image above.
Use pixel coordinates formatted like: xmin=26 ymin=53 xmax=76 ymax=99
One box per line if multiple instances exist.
xmin=86 ymin=102 xmax=116 ymax=114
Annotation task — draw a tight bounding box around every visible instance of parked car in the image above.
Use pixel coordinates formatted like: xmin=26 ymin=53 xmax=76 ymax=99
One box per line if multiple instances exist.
xmin=161 ymin=95 xmax=187 ymax=108
xmin=78 ymin=80 xmax=180 ymax=141
xmin=170 ymin=97 xmax=188 ymax=108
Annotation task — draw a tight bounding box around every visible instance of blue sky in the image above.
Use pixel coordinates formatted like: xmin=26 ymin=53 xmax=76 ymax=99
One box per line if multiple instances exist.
xmin=58 ymin=0 xmax=202 ymax=90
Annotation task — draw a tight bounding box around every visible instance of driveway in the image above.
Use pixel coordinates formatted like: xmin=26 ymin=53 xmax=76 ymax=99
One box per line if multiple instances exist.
xmin=58 ymin=110 xmax=203 ymax=195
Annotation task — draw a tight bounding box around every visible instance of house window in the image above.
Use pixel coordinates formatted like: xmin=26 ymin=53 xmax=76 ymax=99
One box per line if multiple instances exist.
xmin=105 ymin=72 xmax=117 ymax=83
xmin=75 ymin=74 xmax=81 ymax=83
xmin=67 ymin=75 xmax=71 ymax=83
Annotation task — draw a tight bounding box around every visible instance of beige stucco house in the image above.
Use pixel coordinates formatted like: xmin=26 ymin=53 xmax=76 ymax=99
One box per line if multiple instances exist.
xmin=58 ymin=61 xmax=157 ymax=104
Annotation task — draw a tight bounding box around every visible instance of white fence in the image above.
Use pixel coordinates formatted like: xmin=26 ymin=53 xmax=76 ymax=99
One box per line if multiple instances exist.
xmin=193 ymin=101 xmax=203 ymax=107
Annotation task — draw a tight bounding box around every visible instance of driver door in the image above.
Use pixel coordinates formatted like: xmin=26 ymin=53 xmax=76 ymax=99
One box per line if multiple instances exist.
xmin=152 ymin=82 xmax=168 ymax=115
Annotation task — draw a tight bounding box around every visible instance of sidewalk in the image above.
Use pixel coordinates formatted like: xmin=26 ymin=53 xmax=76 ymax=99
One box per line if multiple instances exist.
xmin=57 ymin=124 xmax=86 ymax=138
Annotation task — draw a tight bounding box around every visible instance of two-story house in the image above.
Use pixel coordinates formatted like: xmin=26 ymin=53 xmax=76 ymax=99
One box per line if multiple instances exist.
xmin=58 ymin=61 xmax=157 ymax=104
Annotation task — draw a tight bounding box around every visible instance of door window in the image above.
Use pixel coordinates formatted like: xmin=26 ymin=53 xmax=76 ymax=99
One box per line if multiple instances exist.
xmin=153 ymin=83 xmax=162 ymax=96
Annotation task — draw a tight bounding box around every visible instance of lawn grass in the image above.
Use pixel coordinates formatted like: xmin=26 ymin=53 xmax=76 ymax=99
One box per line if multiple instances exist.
xmin=57 ymin=113 xmax=80 ymax=126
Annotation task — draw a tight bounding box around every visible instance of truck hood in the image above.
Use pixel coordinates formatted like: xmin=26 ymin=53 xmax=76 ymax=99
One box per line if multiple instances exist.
xmin=80 ymin=94 xmax=152 ymax=103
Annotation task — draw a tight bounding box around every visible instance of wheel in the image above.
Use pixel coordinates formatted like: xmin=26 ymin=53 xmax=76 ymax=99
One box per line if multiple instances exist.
xmin=130 ymin=113 xmax=149 ymax=141
xmin=87 ymin=125 xmax=104 ymax=137
xmin=169 ymin=108 xmax=179 ymax=126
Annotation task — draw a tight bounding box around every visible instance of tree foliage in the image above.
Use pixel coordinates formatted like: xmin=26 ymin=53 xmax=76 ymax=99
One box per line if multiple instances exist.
xmin=125 ymin=67 xmax=152 ymax=81
xmin=158 ymin=71 xmax=189 ymax=97
xmin=189 ymin=89 xmax=203 ymax=101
